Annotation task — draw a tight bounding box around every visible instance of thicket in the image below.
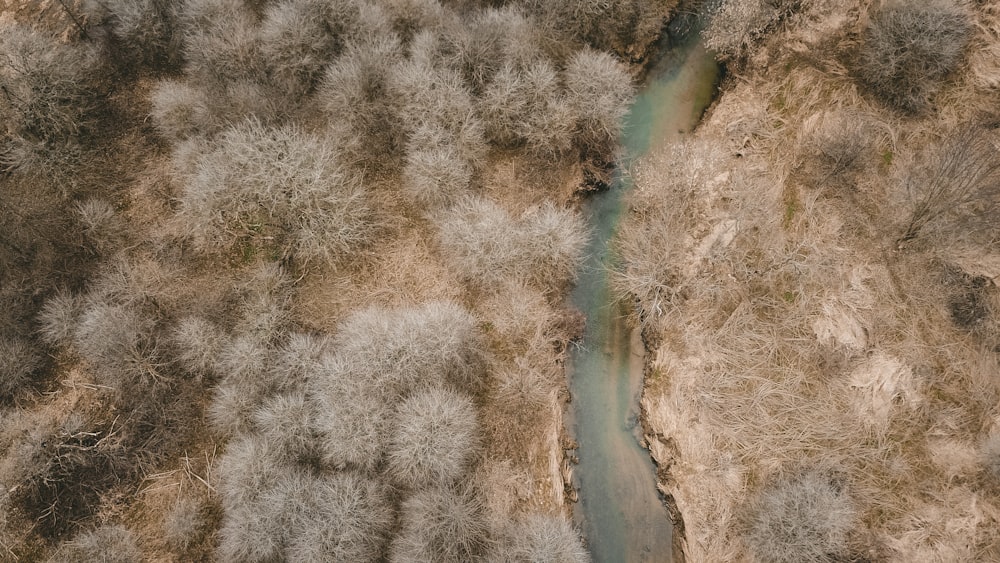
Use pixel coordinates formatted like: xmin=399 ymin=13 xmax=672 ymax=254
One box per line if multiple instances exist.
xmin=858 ymin=0 xmax=972 ymax=113
xmin=744 ymin=471 xmax=857 ymax=563
xmin=436 ymin=196 xmax=587 ymax=293
xmin=0 ymin=0 xmax=650 ymax=557
xmin=703 ymin=0 xmax=806 ymax=63
xmin=897 ymin=126 xmax=1000 ymax=246
xmin=174 ymin=119 xmax=377 ymax=267
xmin=86 ymin=0 xmax=183 ymax=68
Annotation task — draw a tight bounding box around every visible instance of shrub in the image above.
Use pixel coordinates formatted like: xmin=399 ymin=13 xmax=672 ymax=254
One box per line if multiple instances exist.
xmin=49 ymin=524 xmax=142 ymax=562
xmin=703 ymin=0 xmax=800 ymax=63
xmin=381 ymin=0 xmax=448 ymax=45
xmin=859 ymin=0 xmax=971 ymax=113
xmin=149 ymin=80 xmax=213 ymax=140
xmin=269 ymin=332 xmax=329 ymax=383
xmin=163 ymin=495 xmax=206 ymax=551
xmin=72 ymin=301 xmax=161 ymax=391
xmin=331 ymin=301 xmax=487 ymax=396
xmin=274 ymin=471 xmax=395 ymax=562
xmin=390 ymin=483 xmax=492 ymax=562
xmin=744 ymin=471 xmax=857 ymax=563
xmin=436 ymin=196 xmax=587 ymax=292
xmin=803 ymin=112 xmax=875 ymax=187
xmin=180 ymin=0 xmax=263 ymax=87
xmin=402 ymin=123 xmax=474 ymax=209
xmin=563 ymin=49 xmax=633 ymax=156
xmin=0 ymin=22 xmax=100 ymax=142
xmin=0 ymin=337 xmax=43 ymax=398
xmin=258 ymin=0 xmax=359 ymax=98
xmin=91 ymin=0 xmax=182 ymax=67
xmin=76 ymin=198 xmax=124 ymax=254
xmin=216 ymin=433 xmax=288 ymax=511
xmin=215 ymin=436 xmax=319 ymax=563
xmin=437 ymin=7 xmax=540 ymax=94
xmin=309 ymin=354 xmax=395 ymax=472
xmin=898 ymin=126 xmax=1000 ymax=245
xmin=386 ymin=387 xmax=480 ymax=488
xmin=236 ymin=261 xmax=293 ymax=342
xmin=251 ymin=392 xmax=318 ymax=462
xmin=216 ymin=501 xmax=284 ymax=563
xmin=208 ymin=335 xmax=275 ymax=436
xmin=479 ymin=59 xmax=574 ymax=156
xmin=521 ymin=0 xmax=666 ymax=56
xmin=176 ymin=119 xmax=376 ymax=267
xmin=37 ymin=290 xmax=83 ymax=347
xmin=318 ymin=34 xmax=406 ymax=175
xmin=492 ymin=514 xmax=591 ymax=563
xmin=171 ymin=316 xmax=227 ymax=375
xmin=388 ymin=55 xmax=487 ymax=164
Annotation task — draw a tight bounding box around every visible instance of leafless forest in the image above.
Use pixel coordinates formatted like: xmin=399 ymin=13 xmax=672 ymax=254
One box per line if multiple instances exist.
xmin=0 ymin=0 xmax=669 ymax=560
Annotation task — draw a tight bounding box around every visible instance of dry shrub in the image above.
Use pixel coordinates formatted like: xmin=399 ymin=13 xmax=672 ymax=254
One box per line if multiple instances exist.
xmin=483 ymin=355 xmax=560 ymax=464
xmin=563 ymin=49 xmax=633 ymax=156
xmin=76 ymin=199 xmax=124 ymax=254
xmin=73 ymin=301 xmax=161 ymax=390
xmin=170 ymin=316 xmax=227 ymax=375
xmin=235 ymin=261 xmax=294 ymax=342
xmin=163 ymin=495 xmax=206 ymax=551
xmin=309 ymin=354 xmax=395 ymax=472
xmin=744 ymin=471 xmax=857 ymax=563
xmin=386 ymin=386 xmax=480 ymax=488
xmin=149 ymin=80 xmax=213 ymax=140
xmin=437 ymin=6 xmax=542 ymax=94
xmin=0 ymin=337 xmax=43 ymax=398
xmin=330 ymin=301 xmax=487 ymax=396
xmin=0 ymin=22 xmax=100 ymax=142
xmin=897 ymin=126 xmax=1000 ymax=246
xmin=704 ymin=0 xmax=803 ymax=63
xmin=37 ymin=290 xmax=83 ymax=347
xmin=90 ymin=0 xmax=182 ymax=67
xmin=175 ymin=119 xmax=376 ymax=267
xmin=388 ymin=53 xmax=487 ymax=164
xmin=49 ymin=524 xmax=142 ymax=563
xmin=859 ymin=0 xmax=972 ymax=113
xmin=402 ymin=123 xmax=475 ymax=209
xmin=318 ymin=35 xmax=406 ymax=175
xmin=522 ymin=0 xmax=667 ymax=57
xmin=0 ymin=23 xmax=100 ymax=187
xmin=390 ymin=483 xmax=492 ymax=562
xmin=436 ymin=196 xmax=587 ymax=293
xmin=613 ymin=139 xmax=731 ymax=327
xmin=381 ymin=0 xmax=449 ymax=44
xmin=476 ymin=281 xmax=559 ymax=357
xmin=479 ymin=59 xmax=574 ymax=156
xmin=800 ymin=111 xmax=880 ymax=190
xmin=251 ymin=392 xmax=317 ymax=463
xmin=208 ymin=335 xmax=277 ymax=437
xmin=215 ymin=434 xmax=287 ymax=562
xmin=218 ymin=439 xmax=394 ymax=562
xmin=181 ymin=0 xmax=263 ymax=87
xmin=258 ymin=0 xmax=358 ymax=98
xmin=491 ymin=513 xmax=590 ymax=563
xmin=273 ymin=471 xmax=395 ymax=562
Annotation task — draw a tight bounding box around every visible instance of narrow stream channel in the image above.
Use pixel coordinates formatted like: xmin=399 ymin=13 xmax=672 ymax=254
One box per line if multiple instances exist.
xmin=568 ymin=21 xmax=719 ymax=563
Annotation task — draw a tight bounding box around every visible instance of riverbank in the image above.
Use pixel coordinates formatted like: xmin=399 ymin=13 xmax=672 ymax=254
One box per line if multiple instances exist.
xmin=622 ymin=1 xmax=1000 ymax=560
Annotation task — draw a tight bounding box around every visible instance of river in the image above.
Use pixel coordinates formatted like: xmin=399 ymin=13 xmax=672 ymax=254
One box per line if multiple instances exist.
xmin=567 ymin=20 xmax=720 ymax=563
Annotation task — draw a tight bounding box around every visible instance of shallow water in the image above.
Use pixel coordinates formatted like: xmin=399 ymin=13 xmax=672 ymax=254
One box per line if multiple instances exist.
xmin=568 ymin=29 xmax=719 ymax=563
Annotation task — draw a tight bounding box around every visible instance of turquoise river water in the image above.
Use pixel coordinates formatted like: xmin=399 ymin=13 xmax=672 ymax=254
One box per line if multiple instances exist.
xmin=568 ymin=24 xmax=719 ymax=563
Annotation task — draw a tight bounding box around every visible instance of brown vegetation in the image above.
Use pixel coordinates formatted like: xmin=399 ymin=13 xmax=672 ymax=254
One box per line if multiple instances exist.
xmin=616 ymin=0 xmax=1000 ymax=560
xmin=0 ymin=0 xmax=660 ymax=558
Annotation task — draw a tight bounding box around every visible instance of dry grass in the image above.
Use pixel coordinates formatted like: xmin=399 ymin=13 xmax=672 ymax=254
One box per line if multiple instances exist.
xmin=619 ymin=1 xmax=1000 ymax=560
